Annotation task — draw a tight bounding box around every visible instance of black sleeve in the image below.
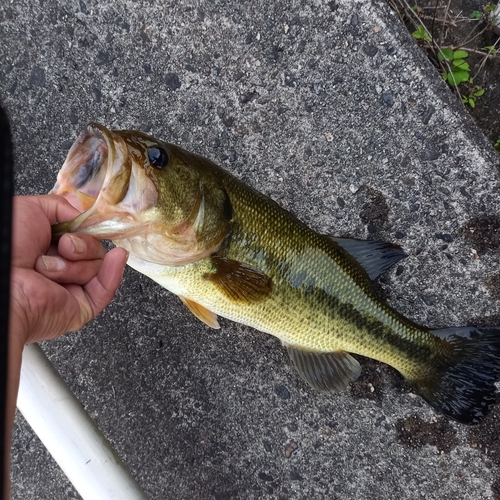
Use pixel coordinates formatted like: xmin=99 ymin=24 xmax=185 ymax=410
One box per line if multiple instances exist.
xmin=0 ymin=103 xmax=13 ymax=497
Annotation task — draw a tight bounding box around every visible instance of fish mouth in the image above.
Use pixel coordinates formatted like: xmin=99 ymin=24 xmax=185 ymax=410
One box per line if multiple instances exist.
xmin=51 ymin=124 xmax=157 ymax=239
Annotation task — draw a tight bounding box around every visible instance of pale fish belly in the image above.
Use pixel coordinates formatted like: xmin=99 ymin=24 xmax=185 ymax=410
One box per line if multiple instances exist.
xmin=124 ymin=255 xmax=414 ymax=364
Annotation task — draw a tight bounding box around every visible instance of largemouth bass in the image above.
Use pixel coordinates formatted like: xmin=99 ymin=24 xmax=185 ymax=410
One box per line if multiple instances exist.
xmin=51 ymin=123 xmax=500 ymax=424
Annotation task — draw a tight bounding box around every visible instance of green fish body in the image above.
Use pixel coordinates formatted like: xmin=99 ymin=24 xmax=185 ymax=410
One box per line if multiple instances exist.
xmin=52 ymin=124 xmax=500 ymax=424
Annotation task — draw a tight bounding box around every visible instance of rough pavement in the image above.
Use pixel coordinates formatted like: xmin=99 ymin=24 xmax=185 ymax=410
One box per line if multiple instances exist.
xmin=2 ymin=0 xmax=500 ymax=499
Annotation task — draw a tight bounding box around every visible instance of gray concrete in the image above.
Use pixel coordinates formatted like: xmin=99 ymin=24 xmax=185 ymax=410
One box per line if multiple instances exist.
xmin=2 ymin=0 xmax=500 ymax=498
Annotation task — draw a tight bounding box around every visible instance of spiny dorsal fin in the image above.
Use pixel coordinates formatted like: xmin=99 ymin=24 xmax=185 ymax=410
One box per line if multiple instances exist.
xmin=179 ymin=295 xmax=220 ymax=329
xmin=204 ymin=255 xmax=273 ymax=303
xmin=286 ymin=346 xmax=361 ymax=393
xmin=329 ymin=237 xmax=407 ymax=280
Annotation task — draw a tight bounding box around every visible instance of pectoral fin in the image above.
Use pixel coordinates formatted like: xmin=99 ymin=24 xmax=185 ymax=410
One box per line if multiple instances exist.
xmin=204 ymin=255 xmax=273 ymax=303
xmin=286 ymin=346 xmax=361 ymax=393
xmin=179 ymin=296 xmax=220 ymax=329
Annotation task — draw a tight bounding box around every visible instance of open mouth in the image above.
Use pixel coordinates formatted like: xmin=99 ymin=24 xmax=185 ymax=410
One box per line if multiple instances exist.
xmin=51 ymin=123 xmax=141 ymax=238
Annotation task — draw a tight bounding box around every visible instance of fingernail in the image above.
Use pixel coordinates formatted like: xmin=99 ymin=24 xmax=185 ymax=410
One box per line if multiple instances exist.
xmin=68 ymin=235 xmax=87 ymax=253
xmin=41 ymin=255 xmax=67 ymax=272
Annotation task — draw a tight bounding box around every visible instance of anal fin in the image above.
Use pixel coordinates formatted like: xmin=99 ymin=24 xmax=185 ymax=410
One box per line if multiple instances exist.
xmin=286 ymin=346 xmax=361 ymax=393
xmin=179 ymin=296 xmax=220 ymax=329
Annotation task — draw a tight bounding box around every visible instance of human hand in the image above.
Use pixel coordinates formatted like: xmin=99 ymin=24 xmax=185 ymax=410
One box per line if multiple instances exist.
xmin=9 ymin=195 xmax=128 ymax=346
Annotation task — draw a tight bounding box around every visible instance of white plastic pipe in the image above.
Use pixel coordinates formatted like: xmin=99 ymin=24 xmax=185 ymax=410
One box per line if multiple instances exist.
xmin=492 ymin=4 xmax=500 ymax=36
xmin=17 ymin=343 xmax=149 ymax=500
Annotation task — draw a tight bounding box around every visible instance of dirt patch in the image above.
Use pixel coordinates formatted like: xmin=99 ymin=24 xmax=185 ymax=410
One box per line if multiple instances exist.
xmin=350 ymin=356 xmax=408 ymax=401
xmin=359 ymin=187 xmax=390 ymax=234
xmin=467 ymin=405 xmax=500 ymax=465
xmin=468 ymin=313 xmax=500 ymax=328
xmin=484 ymin=274 xmax=500 ymax=300
xmin=466 ymin=404 xmax=500 ymax=498
xmin=350 ymin=357 xmax=386 ymax=401
xmin=395 ymin=415 xmax=458 ymax=453
xmin=459 ymin=214 xmax=500 ymax=255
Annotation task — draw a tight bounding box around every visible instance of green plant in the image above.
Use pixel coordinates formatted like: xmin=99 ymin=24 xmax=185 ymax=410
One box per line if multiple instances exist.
xmin=438 ymin=49 xmax=470 ymax=86
xmin=485 ymin=45 xmax=498 ymax=57
xmin=412 ymin=25 xmax=431 ymax=42
xmin=468 ymin=4 xmax=496 ymax=19
xmin=461 ymin=86 xmax=485 ymax=108
xmin=495 ymin=138 xmax=500 ymax=149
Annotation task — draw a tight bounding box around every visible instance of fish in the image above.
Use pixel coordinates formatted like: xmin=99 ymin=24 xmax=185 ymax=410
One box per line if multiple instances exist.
xmin=51 ymin=123 xmax=500 ymax=425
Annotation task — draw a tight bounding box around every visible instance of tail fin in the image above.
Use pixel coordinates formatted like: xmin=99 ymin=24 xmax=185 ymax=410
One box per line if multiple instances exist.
xmin=411 ymin=327 xmax=500 ymax=425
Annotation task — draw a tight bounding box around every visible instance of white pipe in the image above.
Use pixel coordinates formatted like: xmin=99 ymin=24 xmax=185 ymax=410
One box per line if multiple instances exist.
xmin=17 ymin=343 xmax=149 ymax=500
xmin=492 ymin=4 xmax=500 ymax=36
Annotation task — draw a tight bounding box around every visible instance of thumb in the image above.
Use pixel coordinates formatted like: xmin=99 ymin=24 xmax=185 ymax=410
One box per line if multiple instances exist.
xmin=82 ymin=248 xmax=129 ymax=317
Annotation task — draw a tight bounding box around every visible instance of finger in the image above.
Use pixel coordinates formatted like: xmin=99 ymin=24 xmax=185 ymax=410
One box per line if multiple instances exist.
xmin=34 ymin=255 xmax=104 ymax=285
xmin=57 ymin=234 xmax=106 ymax=262
xmin=82 ymin=248 xmax=128 ymax=316
xmin=33 ymin=194 xmax=82 ymax=224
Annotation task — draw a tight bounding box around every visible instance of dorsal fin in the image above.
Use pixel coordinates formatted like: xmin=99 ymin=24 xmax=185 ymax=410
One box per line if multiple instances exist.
xmin=286 ymin=346 xmax=361 ymax=393
xmin=329 ymin=237 xmax=407 ymax=280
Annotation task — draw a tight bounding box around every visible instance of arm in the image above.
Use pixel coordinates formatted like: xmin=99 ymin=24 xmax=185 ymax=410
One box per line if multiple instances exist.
xmin=6 ymin=195 xmax=128 ymax=497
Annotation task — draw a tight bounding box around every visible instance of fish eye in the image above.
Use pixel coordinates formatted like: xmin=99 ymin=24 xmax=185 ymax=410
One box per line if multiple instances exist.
xmin=147 ymin=147 xmax=169 ymax=168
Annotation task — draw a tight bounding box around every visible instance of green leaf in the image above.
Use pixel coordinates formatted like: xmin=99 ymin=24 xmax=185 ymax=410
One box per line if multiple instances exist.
xmin=454 ymin=61 xmax=470 ymax=71
xmin=461 ymin=97 xmax=468 ymax=104
xmin=474 ymin=88 xmax=485 ymax=97
xmin=469 ymin=10 xmax=482 ymax=19
xmin=469 ymin=98 xmax=476 ymax=108
xmin=453 ymin=50 xmax=469 ymax=59
xmin=412 ymin=26 xmax=431 ymax=42
xmin=456 ymin=72 xmax=470 ymax=85
xmin=447 ymin=70 xmax=469 ymax=86
xmin=438 ymin=49 xmax=453 ymax=61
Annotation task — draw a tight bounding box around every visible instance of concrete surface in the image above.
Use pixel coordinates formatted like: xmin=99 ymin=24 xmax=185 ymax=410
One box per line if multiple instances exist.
xmin=2 ymin=0 xmax=500 ymax=499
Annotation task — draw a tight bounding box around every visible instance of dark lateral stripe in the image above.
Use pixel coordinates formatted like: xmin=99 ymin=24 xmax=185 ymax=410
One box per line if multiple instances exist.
xmin=326 ymin=290 xmax=433 ymax=361
xmin=283 ymin=277 xmax=434 ymax=362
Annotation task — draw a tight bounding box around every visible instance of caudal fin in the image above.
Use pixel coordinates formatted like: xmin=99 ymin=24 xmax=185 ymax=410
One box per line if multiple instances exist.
xmin=410 ymin=327 xmax=500 ymax=425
